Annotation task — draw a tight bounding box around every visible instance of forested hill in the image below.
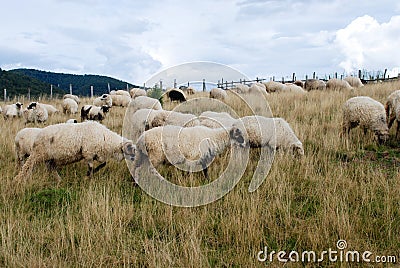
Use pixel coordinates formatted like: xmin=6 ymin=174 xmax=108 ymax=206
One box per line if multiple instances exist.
xmin=0 ymin=68 xmax=65 ymax=100
xmin=9 ymin=68 xmax=136 ymax=96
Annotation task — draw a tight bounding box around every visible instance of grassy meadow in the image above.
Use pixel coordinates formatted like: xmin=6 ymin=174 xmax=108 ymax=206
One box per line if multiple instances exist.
xmin=1 ymin=81 xmax=400 ymax=267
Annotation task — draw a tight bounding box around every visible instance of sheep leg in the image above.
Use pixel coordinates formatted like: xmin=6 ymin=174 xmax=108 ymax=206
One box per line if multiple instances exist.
xmin=202 ymin=163 xmax=209 ymax=180
xmin=93 ymin=162 xmax=107 ymax=173
xmin=396 ymin=121 xmax=400 ymax=139
xmin=388 ymin=113 xmax=396 ymax=129
xmin=46 ymin=160 xmax=61 ymax=182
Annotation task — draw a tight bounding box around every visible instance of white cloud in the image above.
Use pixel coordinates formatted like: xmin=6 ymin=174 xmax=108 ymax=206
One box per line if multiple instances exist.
xmin=335 ymin=15 xmax=400 ymax=75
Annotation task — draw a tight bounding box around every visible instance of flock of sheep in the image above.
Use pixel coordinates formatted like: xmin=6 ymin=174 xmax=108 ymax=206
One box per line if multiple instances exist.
xmin=1 ymin=75 xmax=399 ymax=184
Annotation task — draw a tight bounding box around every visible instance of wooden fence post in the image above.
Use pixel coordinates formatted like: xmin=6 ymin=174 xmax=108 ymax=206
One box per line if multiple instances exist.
xmin=69 ymin=84 xmax=72 ymax=95
xmin=50 ymin=84 xmax=53 ymax=99
xmin=28 ymin=88 xmax=31 ymax=102
xmin=203 ymin=79 xmax=206 ymax=92
xmin=313 ymin=72 xmax=316 ymax=79
xmin=90 ymin=86 xmax=94 ymax=98
xmin=292 ymin=73 xmax=296 ymax=82
xmin=3 ymin=88 xmax=6 ymax=103
xmin=358 ymin=70 xmax=362 ymax=79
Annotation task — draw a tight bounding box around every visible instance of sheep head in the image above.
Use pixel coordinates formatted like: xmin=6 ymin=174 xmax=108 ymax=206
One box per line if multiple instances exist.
xmin=229 ymin=126 xmax=246 ymax=147
xmin=290 ymin=143 xmax=304 ymax=158
xmin=122 ymin=140 xmax=136 ymax=161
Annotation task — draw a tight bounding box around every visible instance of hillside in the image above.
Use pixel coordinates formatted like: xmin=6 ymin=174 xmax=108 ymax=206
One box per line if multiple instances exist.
xmin=0 ymin=68 xmax=65 ymax=100
xmin=9 ymin=69 xmax=137 ymax=96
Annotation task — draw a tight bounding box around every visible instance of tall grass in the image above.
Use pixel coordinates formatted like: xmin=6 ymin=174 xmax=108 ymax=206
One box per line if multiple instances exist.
xmin=1 ymin=81 xmax=400 ymax=266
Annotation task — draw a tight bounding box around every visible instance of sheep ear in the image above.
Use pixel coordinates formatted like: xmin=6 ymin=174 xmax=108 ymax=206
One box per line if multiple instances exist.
xmin=122 ymin=141 xmax=136 ymax=161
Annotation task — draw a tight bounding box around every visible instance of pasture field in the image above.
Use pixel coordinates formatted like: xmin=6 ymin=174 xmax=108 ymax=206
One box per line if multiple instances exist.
xmin=1 ymin=81 xmax=400 ymax=267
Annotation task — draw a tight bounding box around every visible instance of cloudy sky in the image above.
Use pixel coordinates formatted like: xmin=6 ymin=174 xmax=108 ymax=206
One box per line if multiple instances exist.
xmin=1 ymin=0 xmax=400 ymax=85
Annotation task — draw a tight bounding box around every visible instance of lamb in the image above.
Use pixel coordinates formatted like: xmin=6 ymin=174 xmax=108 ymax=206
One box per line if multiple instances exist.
xmin=110 ymin=89 xmax=131 ymax=97
xmin=133 ymin=125 xmax=246 ymax=179
xmin=3 ymin=102 xmax=23 ymax=119
xmin=304 ymin=79 xmax=326 ymax=91
xmin=342 ymin=96 xmax=389 ymax=143
xmin=199 ymin=111 xmax=238 ymax=129
xmin=235 ymin=116 xmax=304 ymax=156
xmin=40 ymin=103 xmax=59 ymax=115
xmin=127 ymin=96 xmax=163 ymax=115
xmin=165 ymin=88 xmax=187 ymax=102
xmin=209 ymin=88 xmax=228 ymax=101
xmin=344 ymin=76 xmax=364 ymax=88
xmin=62 ymin=98 xmax=79 ymax=114
xmin=130 ymin=88 xmax=147 ymax=98
xmin=326 ymin=78 xmax=353 ymax=91
xmin=14 ymin=127 xmax=42 ymax=166
xmin=263 ymin=81 xmax=286 ymax=93
xmin=15 ymin=121 xmax=136 ymax=181
xmin=23 ymin=102 xmax=49 ymax=123
xmin=81 ymin=105 xmax=110 ymax=122
xmin=283 ymin=83 xmax=307 ymax=94
xmin=110 ymin=94 xmax=131 ymax=107
xmin=63 ymin=94 xmax=80 ymax=104
xmin=385 ymin=90 xmax=400 ymax=137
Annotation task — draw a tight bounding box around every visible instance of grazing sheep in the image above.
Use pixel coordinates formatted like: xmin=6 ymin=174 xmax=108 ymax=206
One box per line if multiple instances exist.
xmin=66 ymin=119 xmax=78 ymax=123
xmin=130 ymin=88 xmax=147 ymax=98
xmin=81 ymin=105 xmax=110 ymax=122
xmin=62 ymin=98 xmax=79 ymax=114
xmin=110 ymin=94 xmax=131 ymax=107
xmin=294 ymin=80 xmax=304 ymax=88
xmin=231 ymin=84 xmax=250 ymax=94
xmin=183 ymin=86 xmax=195 ymax=95
xmin=262 ymin=81 xmax=286 ymax=93
xmin=110 ymin=89 xmax=131 ymax=97
xmin=304 ymin=79 xmax=326 ymax=91
xmin=128 ymin=96 xmax=163 ymax=115
xmin=149 ymin=110 xmax=200 ymax=128
xmin=133 ymin=125 xmax=246 ymax=178
xmin=93 ymin=94 xmax=113 ymax=107
xmin=23 ymin=102 xmax=48 ymax=123
xmin=385 ymin=90 xmax=400 ymax=137
xmin=326 ymin=78 xmax=353 ymax=91
xmin=236 ymin=116 xmax=304 ymax=157
xmin=199 ymin=111 xmax=238 ymax=129
xmin=15 ymin=127 xmax=42 ymax=166
xmin=342 ymin=96 xmax=389 ymax=143
xmin=63 ymin=94 xmax=80 ymax=104
xmin=249 ymin=83 xmax=267 ymax=94
xmin=15 ymin=121 xmax=136 ymax=181
xmin=40 ymin=103 xmax=59 ymax=115
xmin=166 ymin=88 xmax=187 ymax=102
xmin=344 ymin=76 xmax=364 ymax=88
xmin=210 ymin=88 xmax=228 ymax=101
xmin=3 ymin=102 xmax=23 ymax=119
xmin=283 ymin=83 xmax=307 ymax=94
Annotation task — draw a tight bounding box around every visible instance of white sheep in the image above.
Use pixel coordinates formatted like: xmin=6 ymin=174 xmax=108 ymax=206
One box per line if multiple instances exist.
xmin=304 ymin=79 xmax=326 ymax=91
xmin=124 ymin=109 xmax=200 ymax=143
xmin=81 ymin=105 xmax=110 ymax=122
xmin=210 ymin=88 xmax=227 ymax=101
xmin=62 ymin=98 xmax=79 ymax=114
xmin=93 ymin=94 xmax=113 ymax=107
xmin=63 ymin=94 xmax=80 ymax=104
xmin=133 ymin=125 xmax=246 ymax=178
xmin=283 ymin=83 xmax=307 ymax=94
xmin=110 ymin=94 xmax=131 ymax=107
xmin=249 ymin=83 xmax=267 ymax=94
xmin=342 ymin=96 xmax=389 ymax=143
xmin=40 ymin=103 xmax=59 ymax=115
xmin=231 ymin=84 xmax=249 ymax=94
xmin=344 ymin=76 xmax=364 ymax=88
xmin=127 ymin=96 xmax=163 ymax=115
xmin=66 ymin=119 xmax=78 ymax=123
xmin=3 ymin=102 xmax=23 ymax=119
xmin=130 ymin=88 xmax=147 ymax=98
xmin=236 ymin=116 xmax=304 ymax=156
xmin=110 ymin=89 xmax=131 ymax=97
xmin=23 ymin=102 xmax=48 ymax=123
xmin=385 ymin=90 xmax=400 ymax=137
xmin=262 ymin=81 xmax=286 ymax=93
xmin=199 ymin=111 xmax=238 ymax=129
xmin=14 ymin=127 xmax=42 ymax=166
xmin=326 ymin=78 xmax=353 ymax=91
xmin=15 ymin=121 xmax=135 ymax=181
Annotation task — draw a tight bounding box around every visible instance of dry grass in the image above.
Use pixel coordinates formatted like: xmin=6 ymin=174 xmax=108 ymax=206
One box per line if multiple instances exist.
xmin=1 ymin=82 xmax=400 ymax=267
